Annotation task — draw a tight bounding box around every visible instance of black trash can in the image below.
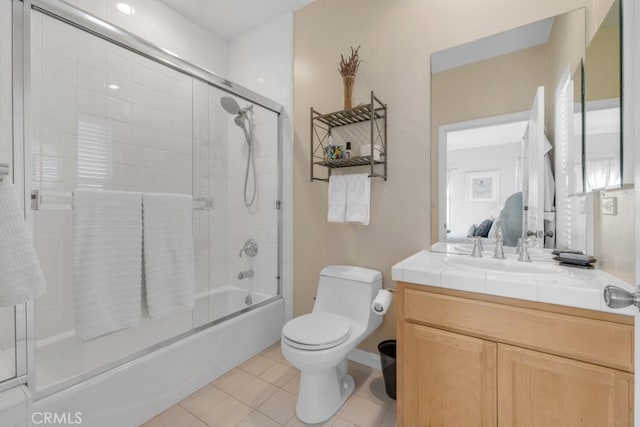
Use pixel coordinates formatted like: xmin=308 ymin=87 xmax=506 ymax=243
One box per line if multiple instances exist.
xmin=378 ymin=340 xmax=397 ymax=400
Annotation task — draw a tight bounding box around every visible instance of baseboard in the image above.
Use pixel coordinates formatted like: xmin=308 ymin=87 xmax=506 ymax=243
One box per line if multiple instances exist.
xmin=348 ymin=348 xmax=381 ymax=370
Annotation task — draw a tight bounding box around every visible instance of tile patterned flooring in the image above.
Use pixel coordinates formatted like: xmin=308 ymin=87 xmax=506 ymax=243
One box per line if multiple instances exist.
xmin=143 ymin=342 xmax=397 ymax=427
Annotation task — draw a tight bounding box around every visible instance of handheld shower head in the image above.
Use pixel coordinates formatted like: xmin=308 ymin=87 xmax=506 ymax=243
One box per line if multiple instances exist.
xmin=220 ymin=96 xmax=257 ymax=207
xmin=220 ymin=96 xmax=242 ymax=115
xmin=234 ymin=115 xmax=246 ymax=129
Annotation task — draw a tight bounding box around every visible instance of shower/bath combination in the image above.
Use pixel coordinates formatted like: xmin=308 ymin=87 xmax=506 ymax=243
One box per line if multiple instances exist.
xmin=220 ymin=96 xmax=257 ymax=207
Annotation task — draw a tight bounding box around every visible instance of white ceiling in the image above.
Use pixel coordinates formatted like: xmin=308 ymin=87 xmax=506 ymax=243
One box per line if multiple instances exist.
xmin=158 ymin=0 xmax=315 ymax=40
xmin=447 ymin=121 xmax=528 ymax=151
xmin=432 ymin=17 xmax=554 ymax=73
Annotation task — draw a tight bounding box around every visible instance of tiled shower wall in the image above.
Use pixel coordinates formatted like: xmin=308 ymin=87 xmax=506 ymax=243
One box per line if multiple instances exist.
xmin=221 ymin=99 xmax=279 ymax=298
xmin=1 ymin=0 xmax=294 ymax=389
xmin=228 ymin=12 xmax=294 ymax=319
xmin=29 ymin=2 xmax=290 ymax=334
xmin=71 ymin=0 xmax=228 ymax=76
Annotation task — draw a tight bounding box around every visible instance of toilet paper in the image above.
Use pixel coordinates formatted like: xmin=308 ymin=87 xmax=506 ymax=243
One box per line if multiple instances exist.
xmin=371 ymin=290 xmax=392 ymax=315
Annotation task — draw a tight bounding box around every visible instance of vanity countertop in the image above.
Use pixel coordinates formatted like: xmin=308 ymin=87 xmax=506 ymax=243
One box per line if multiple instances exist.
xmin=392 ymin=250 xmax=636 ymax=316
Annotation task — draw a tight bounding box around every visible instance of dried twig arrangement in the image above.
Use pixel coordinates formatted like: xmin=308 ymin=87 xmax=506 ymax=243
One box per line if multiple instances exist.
xmin=339 ymin=46 xmax=361 ymax=109
xmin=338 ymin=45 xmax=362 ymax=79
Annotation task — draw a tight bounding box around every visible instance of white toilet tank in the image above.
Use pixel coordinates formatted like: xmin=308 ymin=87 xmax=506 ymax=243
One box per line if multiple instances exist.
xmin=313 ymin=265 xmax=382 ymax=329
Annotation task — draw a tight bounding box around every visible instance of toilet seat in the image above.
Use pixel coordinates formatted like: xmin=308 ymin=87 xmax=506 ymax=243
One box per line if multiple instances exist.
xmin=282 ymin=312 xmax=351 ymax=350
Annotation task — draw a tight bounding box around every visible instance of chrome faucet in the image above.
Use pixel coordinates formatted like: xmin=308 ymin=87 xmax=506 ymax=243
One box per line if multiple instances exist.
xmin=492 ymin=224 xmax=505 ymax=259
xmin=238 ymin=239 xmax=258 ymax=257
xmin=238 ymin=269 xmax=254 ymax=279
xmin=471 ymin=236 xmax=483 ymax=258
xmin=517 ymin=238 xmax=531 ymax=263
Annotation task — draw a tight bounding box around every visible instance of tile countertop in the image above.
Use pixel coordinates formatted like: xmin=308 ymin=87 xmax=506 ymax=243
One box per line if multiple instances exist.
xmin=391 ymin=250 xmax=637 ymax=317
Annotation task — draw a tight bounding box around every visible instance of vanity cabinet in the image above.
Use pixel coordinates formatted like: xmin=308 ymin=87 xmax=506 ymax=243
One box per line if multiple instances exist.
xmin=498 ymin=345 xmax=632 ymax=427
xmin=397 ymin=282 xmax=634 ymax=427
xmin=403 ymin=323 xmax=497 ymax=426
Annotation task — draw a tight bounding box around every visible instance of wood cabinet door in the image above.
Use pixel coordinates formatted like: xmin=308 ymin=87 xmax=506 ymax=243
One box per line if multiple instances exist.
xmin=498 ymin=344 xmax=633 ymax=427
xmin=402 ymin=323 xmax=497 ymax=427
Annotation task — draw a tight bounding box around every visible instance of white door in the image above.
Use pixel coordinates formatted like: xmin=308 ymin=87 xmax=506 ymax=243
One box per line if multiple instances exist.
xmin=522 ymin=86 xmax=545 ymax=246
xmin=628 ymin=0 xmax=640 ymax=424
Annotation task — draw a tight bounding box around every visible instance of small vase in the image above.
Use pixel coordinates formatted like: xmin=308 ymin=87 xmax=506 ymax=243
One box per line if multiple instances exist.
xmin=343 ymin=76 xmax=354 ymax=110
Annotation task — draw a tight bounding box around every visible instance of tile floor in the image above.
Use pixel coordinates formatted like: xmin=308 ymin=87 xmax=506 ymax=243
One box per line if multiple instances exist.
xmin=143 ymin=342 xmax=397 ymax=427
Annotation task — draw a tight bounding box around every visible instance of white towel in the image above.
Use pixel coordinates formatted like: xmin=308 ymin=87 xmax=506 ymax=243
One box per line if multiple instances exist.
xmin=142 ymin=193 xmax=195 ymax=319
xmin=72 ymin=190 xmax=143 ymax=341
xmin=345 ymin=174 xmax=370 ymax=225
xmin=0 ymin=181 xmax=46 ymax=306
xmin=328 ymin=175 xmax=347 ymax=223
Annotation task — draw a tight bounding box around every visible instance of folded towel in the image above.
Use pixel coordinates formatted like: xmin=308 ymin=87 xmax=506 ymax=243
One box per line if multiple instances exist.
xmin=0 ymin=181 xmax=46 ymax=306
xmin=142 ymin=193 xmax=195 ymax=319
xmin=72 ymin=190 xmax=143 ymax=341
xmin=328 ymin=175 xmax=347 ymax=223
xmin=345 ymin=174 xmax=370 ymax=225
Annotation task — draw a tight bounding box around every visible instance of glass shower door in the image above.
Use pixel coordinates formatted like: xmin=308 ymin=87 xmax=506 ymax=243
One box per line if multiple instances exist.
xmin=30 ymin=10 xmax=202 ymax=393
xmin=0 ymin=0 xmax=16 ymax=386
xmin=207 ymin=86 xmax=280 ymax=322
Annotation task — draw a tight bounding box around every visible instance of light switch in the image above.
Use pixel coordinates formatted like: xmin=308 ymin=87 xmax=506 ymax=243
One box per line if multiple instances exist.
xmin=601 ymin=197 xmax=617 ymax=215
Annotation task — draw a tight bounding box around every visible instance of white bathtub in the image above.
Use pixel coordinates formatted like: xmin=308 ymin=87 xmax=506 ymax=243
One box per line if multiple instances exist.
xmin=32 ymin=286 xmax=273 ymax=392
xmin=210 ymin=287 xmax=272 ymax=322
xmin=30 ymin=290 xmax=283 ymax=427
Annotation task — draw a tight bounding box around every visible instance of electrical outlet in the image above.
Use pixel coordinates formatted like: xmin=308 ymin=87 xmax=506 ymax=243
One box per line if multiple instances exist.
xmin=601 ymin=197 xmax=617 ymax=215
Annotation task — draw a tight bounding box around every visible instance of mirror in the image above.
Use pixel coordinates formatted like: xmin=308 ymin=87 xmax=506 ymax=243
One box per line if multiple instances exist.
xmin=583 ymin=0 xmax=621 ymax=192
xmin=431 ymin=9 xmax=586 ymax=252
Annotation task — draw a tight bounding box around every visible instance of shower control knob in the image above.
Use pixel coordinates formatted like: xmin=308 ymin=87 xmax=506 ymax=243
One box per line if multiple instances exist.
xmin=603 ymin=286 xmax=640 ymax=310
xmin=239 ymin=239 xmax=258 ymax=257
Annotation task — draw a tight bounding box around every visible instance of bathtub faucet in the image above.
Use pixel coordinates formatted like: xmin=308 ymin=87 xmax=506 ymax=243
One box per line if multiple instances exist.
xmin=238 ymin=269 xmax=254 ymax=279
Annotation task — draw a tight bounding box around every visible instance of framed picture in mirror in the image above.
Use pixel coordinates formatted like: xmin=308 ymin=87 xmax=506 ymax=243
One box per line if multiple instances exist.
xmin=467 ymin=171 xmax=499 ymax=202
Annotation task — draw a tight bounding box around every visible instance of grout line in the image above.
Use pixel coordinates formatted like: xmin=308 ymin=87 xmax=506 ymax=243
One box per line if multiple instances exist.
xmin=177 ymin=385 xmax=232 ymax=427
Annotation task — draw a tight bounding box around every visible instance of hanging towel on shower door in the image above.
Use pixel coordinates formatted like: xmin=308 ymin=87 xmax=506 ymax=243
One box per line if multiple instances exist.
xmin=142 ymin=193 xmax=195 ymax=319
xmin=0 ymin=180 xmax=46 ymax=306
xmin=72 ymin=190 xmax=143 ymax=341
xmin=345 ymin=174 xmax=371 ymax=225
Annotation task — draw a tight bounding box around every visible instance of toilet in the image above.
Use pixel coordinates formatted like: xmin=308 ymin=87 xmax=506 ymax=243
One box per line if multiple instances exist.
xmin=281 ymin=265 xmax=384 ymax=424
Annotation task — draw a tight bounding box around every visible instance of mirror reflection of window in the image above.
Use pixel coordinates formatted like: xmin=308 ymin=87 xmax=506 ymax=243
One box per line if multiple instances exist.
xmin=554 ymin=67 xmax=585 ymax=250
xmin=583 ymin=0 xmax=621 ymax=192
xmin=77 ymin=119 xmax=111 ymax=189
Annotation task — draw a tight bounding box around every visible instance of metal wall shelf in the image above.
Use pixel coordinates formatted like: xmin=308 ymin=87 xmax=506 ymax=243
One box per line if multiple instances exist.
xmin=313 ymin=155 xmax=383 ymax=168
xmin=310 ymin=91 xmax=387 ymax=182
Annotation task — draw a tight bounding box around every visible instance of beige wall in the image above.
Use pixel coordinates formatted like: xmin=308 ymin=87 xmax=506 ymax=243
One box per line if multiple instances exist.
xmin=596 ymin=189 xmax=635 ymax=283
xmin=294 ymin=0 xmax=629 ymax=354
xmin=585 ymin=23 xmax=620 ymax=101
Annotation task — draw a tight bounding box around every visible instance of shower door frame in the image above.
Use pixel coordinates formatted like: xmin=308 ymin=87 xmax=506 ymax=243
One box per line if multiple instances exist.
xmin=10 ymin=0 xmax=284 ymax=400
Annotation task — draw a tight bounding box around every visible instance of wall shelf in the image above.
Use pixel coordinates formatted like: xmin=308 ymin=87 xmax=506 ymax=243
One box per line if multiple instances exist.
xmin=310 ymin=91 xmax=387 ymax=182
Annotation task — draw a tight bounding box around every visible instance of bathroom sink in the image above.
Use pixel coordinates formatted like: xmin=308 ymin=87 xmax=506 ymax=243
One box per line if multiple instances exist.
xmin=443 ymin=255 xmax=567 ymax=277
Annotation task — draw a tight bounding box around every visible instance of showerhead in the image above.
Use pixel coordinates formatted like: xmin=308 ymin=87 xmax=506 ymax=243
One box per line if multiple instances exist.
xmin=220 ymin=96 xmax=241 ymax=115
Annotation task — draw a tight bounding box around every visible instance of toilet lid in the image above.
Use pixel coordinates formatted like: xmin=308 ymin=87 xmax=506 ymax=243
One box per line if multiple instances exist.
xmin=282 ymin=312 xmax=351 ymax=350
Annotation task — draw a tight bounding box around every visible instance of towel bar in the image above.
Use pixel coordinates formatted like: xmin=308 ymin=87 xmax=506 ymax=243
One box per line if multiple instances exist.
xmin=30 ymin=189 xmax=214 ymax=211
